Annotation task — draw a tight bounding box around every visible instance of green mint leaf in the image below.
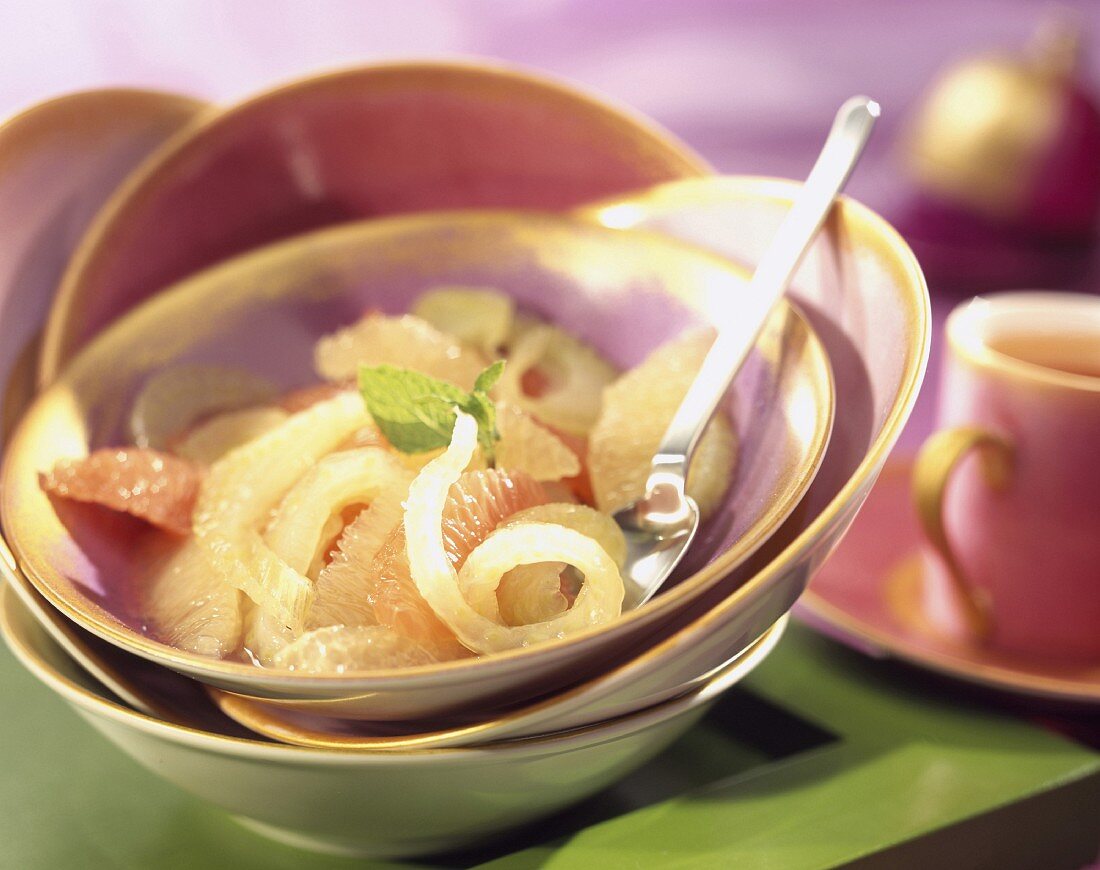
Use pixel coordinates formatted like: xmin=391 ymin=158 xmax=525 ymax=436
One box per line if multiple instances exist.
xmin=473 ymin=360 xmax=506 ymax=394
xmin=357 ymin=365 xmax=466 ymax=454
xmin=357 ymin=361 xmax=506 ymax=459
xmin=459 ymin=391 xmax=499 ymax=463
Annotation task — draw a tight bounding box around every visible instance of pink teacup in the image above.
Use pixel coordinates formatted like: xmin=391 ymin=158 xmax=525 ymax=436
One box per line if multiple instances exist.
xmin=914 ymin=292 xmax=1100 ymax=662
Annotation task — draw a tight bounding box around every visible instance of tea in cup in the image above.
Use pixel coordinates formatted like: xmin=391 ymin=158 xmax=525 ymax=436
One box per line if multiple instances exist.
xmin=913 ymin=292 xmax=1100 ymax=661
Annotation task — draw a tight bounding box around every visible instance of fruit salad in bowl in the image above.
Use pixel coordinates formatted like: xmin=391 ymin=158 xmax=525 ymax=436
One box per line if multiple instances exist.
xmin=3 ymin=211 xmax=832 ymax=718
xmin=39 ymin=288 xmax=735 ymax=674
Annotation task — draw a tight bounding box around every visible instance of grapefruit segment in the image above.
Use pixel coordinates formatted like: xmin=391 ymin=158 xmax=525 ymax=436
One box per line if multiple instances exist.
xmin=130 ymin=364 xmax=276 ymax=449
xmin=588 ymin=330 xmax=738 ymax=520
xmin=495 ymin=403 xmax=580 ymax=482
xmin=308 ymin=504 xmax=407 ymax=632
xmin=412 ymin=287 xmax=514 ymax=356
xmin=172 ymin=407 xmax=289 ymax=464
xmin=325 ymin=522 xmax=468 ymax=660
xmin=314 ymin=313 xmax=487 ymax=389
xmin=272 ymin=625 xmax=437 ymax=673
xmin=41 ymin=448 xmax=201 ymax=535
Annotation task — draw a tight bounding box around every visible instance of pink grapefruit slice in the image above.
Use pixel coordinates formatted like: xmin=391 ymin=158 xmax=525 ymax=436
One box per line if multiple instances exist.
xmin=309 ymin=464 xmax=548 ymax=660
xmin=41 ymin=448 xmax=201 ymax=535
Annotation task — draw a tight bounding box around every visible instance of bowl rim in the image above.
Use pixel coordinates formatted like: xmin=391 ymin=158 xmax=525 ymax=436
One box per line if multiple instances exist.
xmin=0 ymin=581 xmax=782 ymax=763
xmin=37 ymin=57 xmax=708 ymax=387
xmin=2 ymin=209 xmax=834 ymax=688
xmin=0 ymin=86 xmax=205 ymax=149
xmin=206 ymin=617 xmax=788 ymax=750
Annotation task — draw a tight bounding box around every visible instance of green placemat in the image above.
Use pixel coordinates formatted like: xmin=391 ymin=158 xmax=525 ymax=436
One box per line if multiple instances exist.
xmin=1 ymin=621 xmax=1097 ymax=869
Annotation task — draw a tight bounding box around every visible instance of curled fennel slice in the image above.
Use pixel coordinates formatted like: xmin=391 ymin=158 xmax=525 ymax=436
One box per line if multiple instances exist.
xmin=272 ymin=625 xmax=437 ymax=673
xmin=193 ymin=391 xmax=369 ymax=632
xmin=243 ymin=600 xmax=297 ymax=665
xmin=173 ymin=406 xmax=290 ymax=464
xmin=264 ymin=447 xmax=414 ymax=578
xmin=498 ymin=324 xmax=616 ymax=436
xmin=492 ymin=503 xmax=628 ymax=626
xmin=143 ymin=538 xmax=243 ymax=658
xmin=405 ymin=413 xmax=624 ymax=654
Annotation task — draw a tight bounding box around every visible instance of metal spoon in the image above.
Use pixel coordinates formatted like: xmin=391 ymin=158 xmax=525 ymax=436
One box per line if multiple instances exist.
xmin=616 ymin=96 xmax=879 ymax=609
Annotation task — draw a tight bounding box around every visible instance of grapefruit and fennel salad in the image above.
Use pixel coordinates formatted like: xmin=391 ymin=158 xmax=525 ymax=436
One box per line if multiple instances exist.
xmin=39 ymin=289 xmax=737 ymax=673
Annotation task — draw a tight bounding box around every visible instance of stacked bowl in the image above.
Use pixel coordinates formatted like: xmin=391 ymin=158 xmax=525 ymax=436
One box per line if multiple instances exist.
xmin=0 ymin=61 xmax=929 ymax=858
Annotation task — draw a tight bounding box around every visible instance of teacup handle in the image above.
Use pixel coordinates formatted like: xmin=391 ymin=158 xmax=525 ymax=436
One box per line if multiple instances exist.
xmin=912 ymin=426 xmax=1014 ymax=639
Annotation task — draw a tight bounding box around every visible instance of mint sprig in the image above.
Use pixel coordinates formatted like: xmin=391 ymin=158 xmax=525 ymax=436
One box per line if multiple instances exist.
xmin=358 ymin=362 xmax=504 ymax=461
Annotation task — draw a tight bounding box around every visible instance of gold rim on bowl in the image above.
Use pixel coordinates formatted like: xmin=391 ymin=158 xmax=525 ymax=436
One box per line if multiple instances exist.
xmin=0 ymin=87 xmax=208 ymax=431
xmin=0 ymin=87 xmax=205 ymax=161
xmin=0 ymin=581 xmax=776 ymax=760
xmin=206 ymin=617 xmax=788 ymax=750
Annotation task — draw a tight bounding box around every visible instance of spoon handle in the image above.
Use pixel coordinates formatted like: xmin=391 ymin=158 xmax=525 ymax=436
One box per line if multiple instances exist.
xmin=647 ymin=96 xmax=879 ymax=492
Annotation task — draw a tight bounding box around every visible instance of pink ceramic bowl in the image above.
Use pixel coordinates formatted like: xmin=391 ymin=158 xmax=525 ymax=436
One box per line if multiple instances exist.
xmin=39 ymin=60 xmax=706 ymax=383
xmin=3 ymin=211 xmax=832 ymax=720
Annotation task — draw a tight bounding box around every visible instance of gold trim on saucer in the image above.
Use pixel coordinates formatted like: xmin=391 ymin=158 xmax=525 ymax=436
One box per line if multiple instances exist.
xmin=799 ymin=462 xmax=1100 ymax=704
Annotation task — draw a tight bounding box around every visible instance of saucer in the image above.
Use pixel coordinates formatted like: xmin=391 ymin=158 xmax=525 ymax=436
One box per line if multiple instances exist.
xmin=798 ymin=459 xmax=1100 ymax=705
